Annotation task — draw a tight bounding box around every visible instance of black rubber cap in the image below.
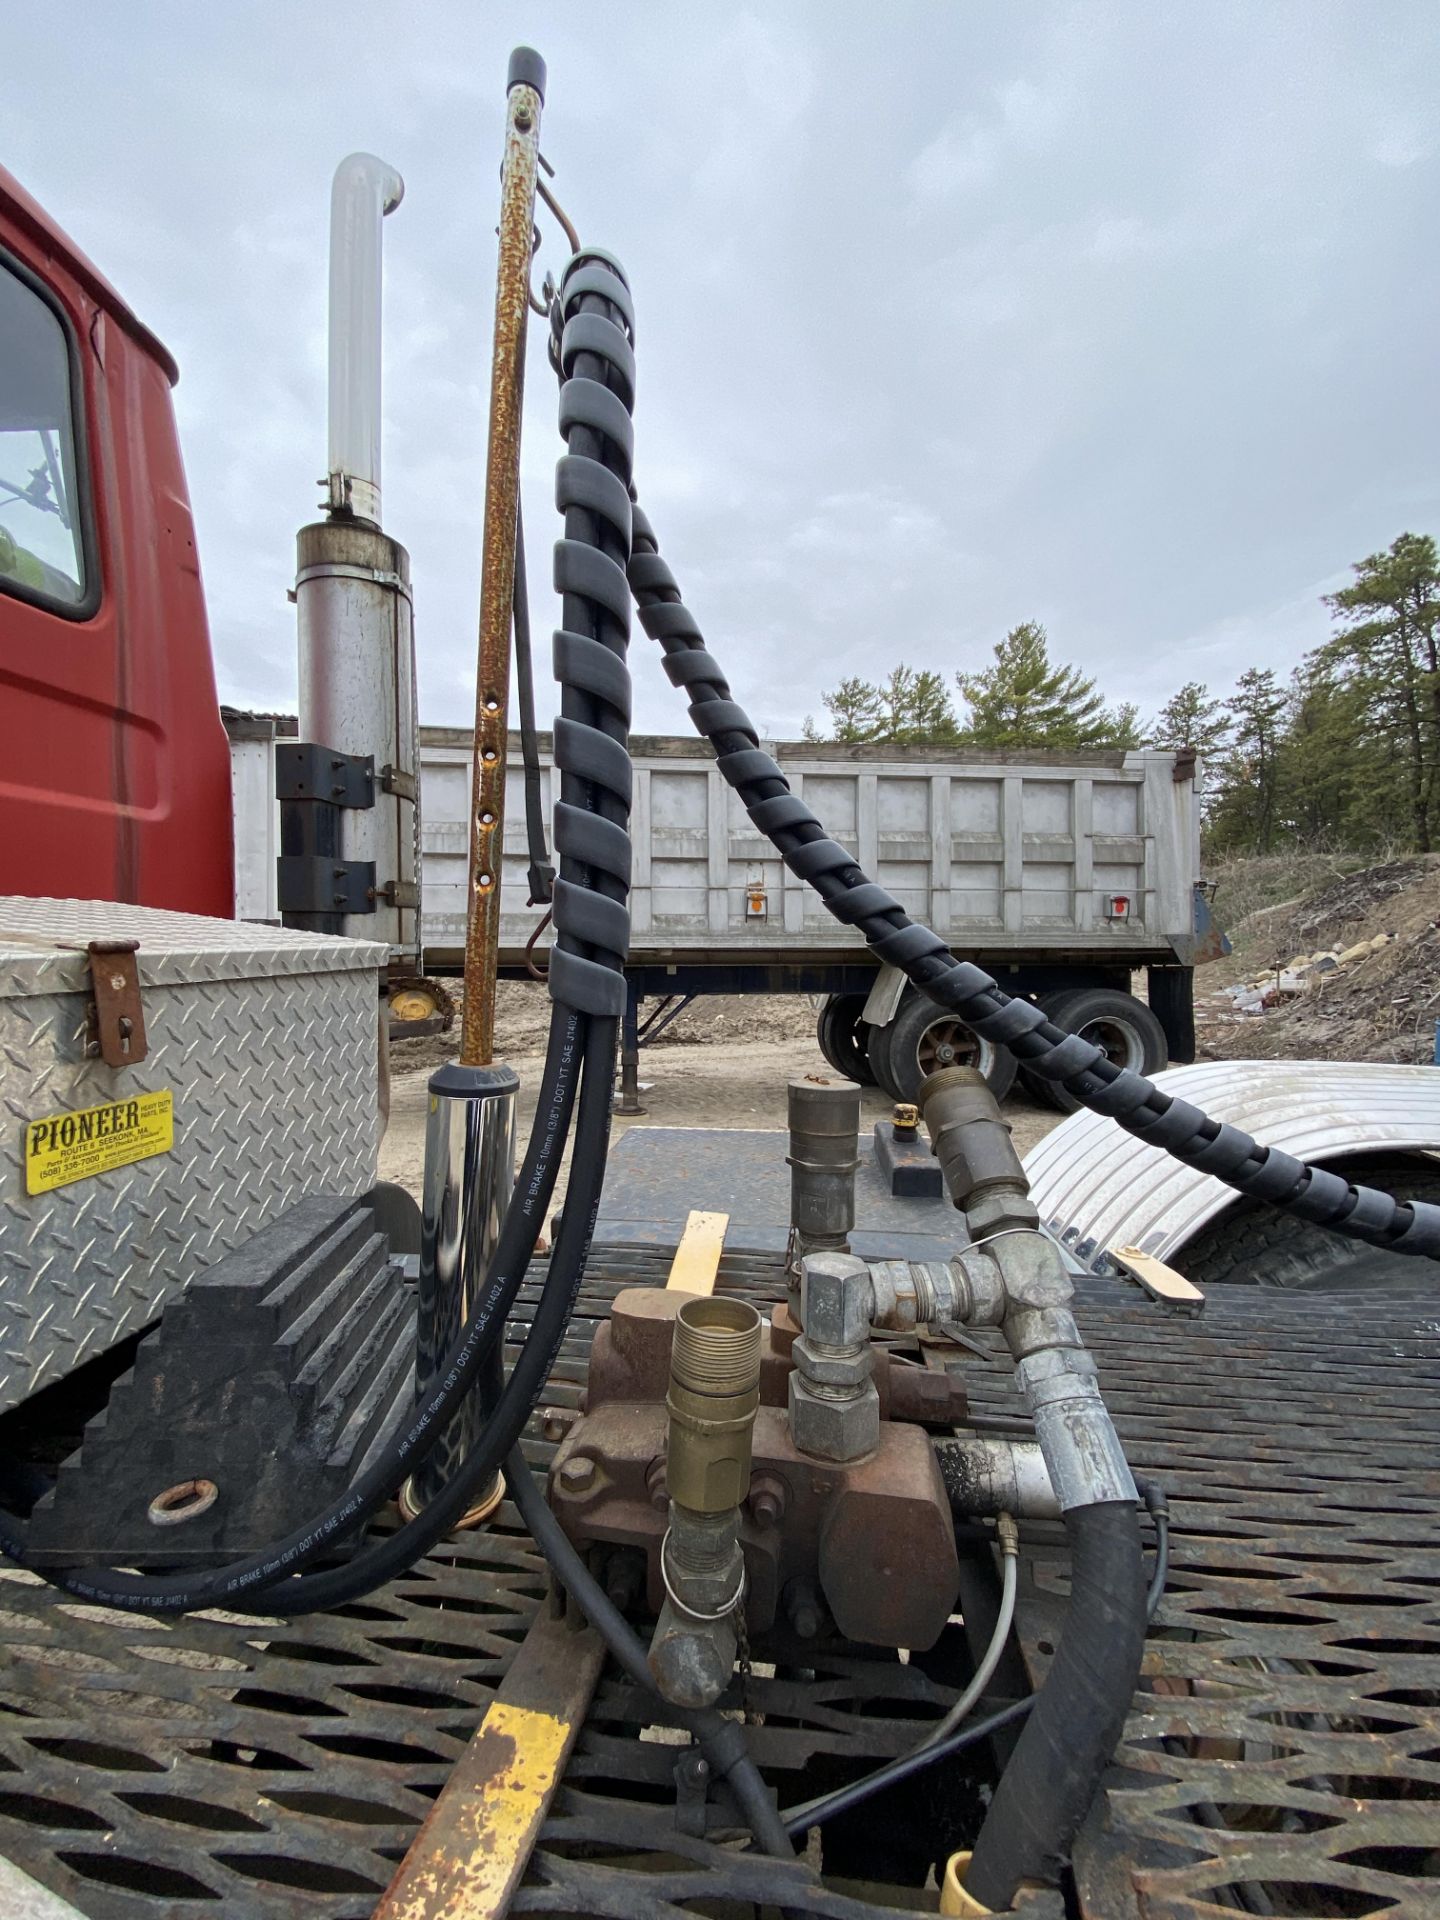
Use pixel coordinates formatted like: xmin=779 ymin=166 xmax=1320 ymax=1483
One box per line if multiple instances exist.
xmin=507 ymin=46 xmax=546 ymax=101
xmin=428 ymin=1060 xmax=521 ymax=1099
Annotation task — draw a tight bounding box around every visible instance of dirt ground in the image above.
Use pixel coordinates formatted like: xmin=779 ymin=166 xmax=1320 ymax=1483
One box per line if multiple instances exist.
xmin=378 ymin=984 xmax=1064 ymax=1206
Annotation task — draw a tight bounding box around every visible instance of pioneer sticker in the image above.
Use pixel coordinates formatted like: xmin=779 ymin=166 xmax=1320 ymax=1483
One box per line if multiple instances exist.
xmin=23 ymin=1091 xmax=174 ymax=1196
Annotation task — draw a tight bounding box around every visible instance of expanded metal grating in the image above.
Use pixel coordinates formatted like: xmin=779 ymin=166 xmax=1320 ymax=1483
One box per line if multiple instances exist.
xmin=0 ymin=1245 xmax=1436 ymax=1918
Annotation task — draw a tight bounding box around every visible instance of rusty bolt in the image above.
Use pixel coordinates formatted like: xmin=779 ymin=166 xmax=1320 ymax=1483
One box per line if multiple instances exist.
xmin=892 ymin=1102 xmax=920 ymax=1141
xmin=541 ymin=1407 xmax=568 ymax=1441
xmin=558 ymin=1455 xmax=596 ymax=1492
xmin=749 ymin=1472 xmax=787 ymax=1528
xmin=784 ymin=1578 xmax=824 ymax=1640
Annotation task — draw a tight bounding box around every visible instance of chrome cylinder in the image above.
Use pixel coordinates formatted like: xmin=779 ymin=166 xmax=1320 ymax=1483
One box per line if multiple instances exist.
xmin=786 ymin=1076 xmax=860 ymax=1287
xmin=407 ymin=1061 xmax=518 ymax=1515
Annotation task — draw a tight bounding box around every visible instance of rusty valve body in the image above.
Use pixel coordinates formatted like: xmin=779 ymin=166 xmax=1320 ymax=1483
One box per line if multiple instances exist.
xmin=548 ymin=1286 xmax=962 ymax=1659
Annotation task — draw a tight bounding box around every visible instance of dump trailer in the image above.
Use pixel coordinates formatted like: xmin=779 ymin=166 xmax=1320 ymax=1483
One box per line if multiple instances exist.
xmin=2 ymin=44 xmax=1438 ymax=1920
xmin=229 ymin=718 xmax=1224 ymax=1104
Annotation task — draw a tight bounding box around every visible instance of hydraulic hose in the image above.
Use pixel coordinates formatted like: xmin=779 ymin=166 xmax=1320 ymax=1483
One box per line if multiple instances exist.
xmin=965 ymin=1500 xmax=1147 ymax=1911
xmin=504 ymin=1443 xmax=794 ymax=1860
xmin=785 ymin=1478 xmax=1172 ymax=1837
xmin=623 ymin=508 xmax=1440 ymax=1262
xmin=0 ymin=246 xmax=641 ymax=1616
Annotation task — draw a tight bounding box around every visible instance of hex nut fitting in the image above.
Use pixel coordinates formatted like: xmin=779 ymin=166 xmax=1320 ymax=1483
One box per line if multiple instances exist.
xmin=798 ymin=1251 xmax=874 ymax=1345
xmin=788 ymin=1370 xmax=880 ymax=1462
xmin=791 ymin=1332 xmax=873 ymax=1391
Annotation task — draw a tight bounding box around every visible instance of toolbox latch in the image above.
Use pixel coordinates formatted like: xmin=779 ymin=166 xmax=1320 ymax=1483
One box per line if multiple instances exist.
xmin=87 ymin=939 xmax=148 ymax=1067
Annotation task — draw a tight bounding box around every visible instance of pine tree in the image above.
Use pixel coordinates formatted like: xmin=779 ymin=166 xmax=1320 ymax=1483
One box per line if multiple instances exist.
xmin=817 ymin=675 xmax=884 ymax=743
xmin=955 ymin=622 xmax=1136 ymax=750
xmin=1210 ymin=667 xmax=1286 ymax=853
xmin=1323 ymin=533 xmax=1440 ymax=853
xmin=807 ymin=664 xmax=957 ymax=745
xmin=873 ymin=666 xmax=958 ymax=744
xmin=1150 ymin=682 xmax=1232 ymax=758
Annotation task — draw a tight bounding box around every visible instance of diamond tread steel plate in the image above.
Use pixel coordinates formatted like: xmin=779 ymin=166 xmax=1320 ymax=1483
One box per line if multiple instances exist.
xmin=0 ymin=1246 xmax=1436 ymax=1918
xmin=0 ymin=900 xmax=384 ymax=1412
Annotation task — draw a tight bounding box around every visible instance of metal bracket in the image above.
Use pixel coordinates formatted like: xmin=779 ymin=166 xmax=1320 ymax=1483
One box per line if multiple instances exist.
xmin=378 ymin=764 xmax=417 ymax=802
xmin=672 ymin=1750 xmax=711 ymax=1838
xmin=277 ymin=857 xmax=376 ymax=916
xmin=276 ymin=743 xmax=375 ymax=809
xmin=86 ymin=939 xmax=148 ymax=1067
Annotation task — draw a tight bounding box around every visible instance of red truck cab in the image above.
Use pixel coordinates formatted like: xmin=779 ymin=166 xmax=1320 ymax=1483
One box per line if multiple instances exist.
xmin=0 ymin=166 xmax=233 ymax=914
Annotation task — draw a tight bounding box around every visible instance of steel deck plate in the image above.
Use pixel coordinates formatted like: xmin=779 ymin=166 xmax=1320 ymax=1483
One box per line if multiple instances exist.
xmin=0 ymin=1246 xmax=1436 ymax=1919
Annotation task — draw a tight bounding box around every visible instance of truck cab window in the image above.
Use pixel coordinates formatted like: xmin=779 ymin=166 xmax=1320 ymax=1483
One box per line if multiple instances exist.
xmin=0 ymin=260 xmax=87 ymax=608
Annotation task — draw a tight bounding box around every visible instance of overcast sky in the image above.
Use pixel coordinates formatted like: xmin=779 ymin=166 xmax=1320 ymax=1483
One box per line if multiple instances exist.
xmin=11 ymin=3 xmax=1440 ymax=738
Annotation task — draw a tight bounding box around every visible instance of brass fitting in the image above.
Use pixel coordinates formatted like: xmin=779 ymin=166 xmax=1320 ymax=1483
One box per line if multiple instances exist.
xmin=650 ymin=1297 xmax=763 ymax=1710
xmin=918 ymin=1065 xmax=1038 ymax=1238
xmin=665 ymin=1296 xmax=763 ymax=1512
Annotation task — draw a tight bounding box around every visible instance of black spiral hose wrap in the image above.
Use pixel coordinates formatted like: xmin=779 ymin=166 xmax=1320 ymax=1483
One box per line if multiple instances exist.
xmin=625 ymin=507 xmax=1440 ymax=1260
xmin=547 ymin=250 xmax=637 ymax=1019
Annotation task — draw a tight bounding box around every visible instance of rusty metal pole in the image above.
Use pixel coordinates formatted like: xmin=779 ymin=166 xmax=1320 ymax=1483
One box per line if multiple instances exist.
xmin=461 ymin=47 xmax=545 ymax=1068
xmin=408 ymin=48 xmax=545 ymax=1526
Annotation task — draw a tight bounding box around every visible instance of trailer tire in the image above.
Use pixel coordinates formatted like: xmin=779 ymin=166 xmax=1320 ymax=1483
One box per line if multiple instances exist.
xmin=1017 ymin=991 xmax=1083 ymax=1108
xmin=816 ymin=993 xmax=877 ymax=1086
xmin=1024 ymin=988 xmax=1167 ymax=1114
xmin=875 ymin=990 xmax=1018 ymax=1105
xmin=1177 ymin=1154 xmax=1440 ymax=1292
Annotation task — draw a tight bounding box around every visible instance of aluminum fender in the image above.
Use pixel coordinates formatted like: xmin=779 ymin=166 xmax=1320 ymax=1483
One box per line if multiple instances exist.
xmin=1022 ymin=1060 xmax=1440 ymax=1274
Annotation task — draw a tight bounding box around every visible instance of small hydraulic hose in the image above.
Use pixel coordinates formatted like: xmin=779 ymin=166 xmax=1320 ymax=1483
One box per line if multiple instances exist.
xmin=780 ymin=1482 xmax=1172 ymax=1838
xmin=1135 ymin=1474 xmax=1171 ymax=1621
xmin=920 ymin=1513 xmax=1018 ymax=1752
xmin=623 ymin=508 xmax=1440 ymax=1262
xmin=504 ymin=1445 xmax=794 ymax=1861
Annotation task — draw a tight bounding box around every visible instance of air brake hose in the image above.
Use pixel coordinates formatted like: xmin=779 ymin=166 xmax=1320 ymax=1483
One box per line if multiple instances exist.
xmin=623 ymin=507 xmax=1440 ymax=1261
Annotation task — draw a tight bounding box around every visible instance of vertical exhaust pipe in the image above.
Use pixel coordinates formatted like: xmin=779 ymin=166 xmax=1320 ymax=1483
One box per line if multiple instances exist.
xmin=290 ymin=152 xmax=420 ymax=967
xmin=327 ymin=153 xmax=404 ymax=527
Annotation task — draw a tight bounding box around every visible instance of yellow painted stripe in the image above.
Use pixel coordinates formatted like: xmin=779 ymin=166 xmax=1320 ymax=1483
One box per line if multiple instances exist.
xmin=377 ymin=1700 xmax=573 ymax=1920
xmin=666 ymin=1208 xmax=728 ymax=1294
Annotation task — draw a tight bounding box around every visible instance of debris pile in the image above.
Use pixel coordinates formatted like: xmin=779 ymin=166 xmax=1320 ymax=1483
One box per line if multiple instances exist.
xmin=1198 ymin=856 xmax=1440 ymax=1065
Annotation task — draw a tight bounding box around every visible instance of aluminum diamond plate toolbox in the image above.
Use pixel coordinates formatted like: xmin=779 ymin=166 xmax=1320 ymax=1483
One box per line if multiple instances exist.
xmin=0 ymin=898 xmax=386 ymax=1415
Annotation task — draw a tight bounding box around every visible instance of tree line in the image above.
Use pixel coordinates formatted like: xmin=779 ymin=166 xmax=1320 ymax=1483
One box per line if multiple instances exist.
xmin=802 ymin=532 xmax=1440 ymax=856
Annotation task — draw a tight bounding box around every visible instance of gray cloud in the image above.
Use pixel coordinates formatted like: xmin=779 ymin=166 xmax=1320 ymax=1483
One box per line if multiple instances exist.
xmin=10 ymin=2 xmax=1439 ymax=735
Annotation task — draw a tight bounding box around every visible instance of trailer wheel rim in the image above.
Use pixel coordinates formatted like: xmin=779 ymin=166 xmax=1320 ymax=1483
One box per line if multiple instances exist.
xmin=1074 ymin=1016 xmax=1145 ymax=1071
xmin=913 ymin=1016 xmax=987 ymax=1077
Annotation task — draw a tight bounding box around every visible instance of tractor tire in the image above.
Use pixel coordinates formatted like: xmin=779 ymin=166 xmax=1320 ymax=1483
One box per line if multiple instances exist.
xmin=1176 ymin=1154 xmax=1440 ymax=1293
xmin=816 ymin=993 xmax=876 ymax=1086
xmin=1024 ymin=987 xmax=1167 ymax=1114
xmin=874 ymin=989 xmax=1018 ymax=1106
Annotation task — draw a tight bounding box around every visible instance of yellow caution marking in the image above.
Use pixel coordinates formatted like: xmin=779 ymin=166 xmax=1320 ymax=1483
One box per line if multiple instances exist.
xmin=666 ymin=1208 xmax=728 ymax=1294
xmin=23 ymin=1090 xmax=173 ymax=1196
xmin=377 ymin=1694 xmax=586 ymax=1920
